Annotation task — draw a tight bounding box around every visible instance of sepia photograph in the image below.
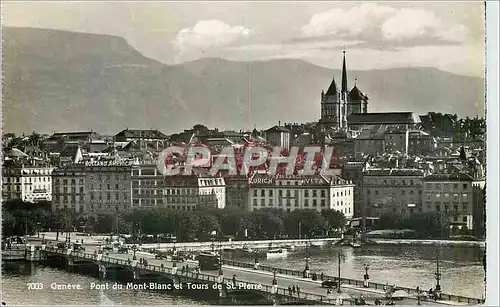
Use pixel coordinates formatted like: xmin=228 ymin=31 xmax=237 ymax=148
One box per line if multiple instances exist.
xmin=0 ymin=1 xmax=496 ymax=306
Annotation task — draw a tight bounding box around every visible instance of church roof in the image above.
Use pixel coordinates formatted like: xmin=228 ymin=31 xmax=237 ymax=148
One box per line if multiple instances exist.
xmin=348 ymin=85 xmax=367 ymax=101
xmin=347 ymin=112 xmax=421 ymax=125
xmin=325 ymin=76 xmax=339 ymax=96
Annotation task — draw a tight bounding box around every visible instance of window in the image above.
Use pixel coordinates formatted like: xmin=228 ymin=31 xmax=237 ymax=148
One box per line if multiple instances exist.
xmin=401 ymin=190 xmax=406 ymax=195
xmin=321 ymin=190 xmax=326 ymax=197
xmin=312 ymin=199 xmax=317 ymax=207
xmin=279 ymin=190 xmax=283 ymax=197
xmin=435 ymin=193 xmax=441 ymax=200
xmin=286 ymin=190 xmax=290 ymax=197
xmin=313 ymin=190 xmax=317 ymax=197
xmin=444 ymin=183 xmax=449 ymax=189
xmin=269 ymin=190 xmax=273 ymax=197
xmin=304 ymin=199 xmax=309 ymax=207
xmin=261 ymin=199 xmax=265 ymax=206
xmin=261 ymin=190 xmax=265 ymax=197
xmin=305 ymin=190 xmax=309 ymax=197
xmin=253 ymin=199 xmax=257 ymax=206
xmin=436 ymin=184 xmax=441 ymax=189
xmin=321 ymin=199 xmax=326 ymax=206
xmin=453 ymin=183 xmax=459 ymax=189
xmin=116 ymin=184 xmax=119 ymax=190
xmin=462 ymin=216 xmax=467 ymax=222
xmin=71 ymin=179 xmax=76 ymax=185
xmin=269 ymin=199 xmax=273 ymax=206
xmin=462 ymin=193 xmax=468 ymax=201
xmin=253 ymin=190 xmax=257 ymax=197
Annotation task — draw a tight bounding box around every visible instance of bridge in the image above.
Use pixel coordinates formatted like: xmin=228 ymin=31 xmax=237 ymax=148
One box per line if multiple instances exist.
xmin=4 ymin=244 xmax=483 ymax=305
xmin=40 ymin=246 xmax=341 ymax=305
xmin=33 ymin=245 xmax=481 ymax=305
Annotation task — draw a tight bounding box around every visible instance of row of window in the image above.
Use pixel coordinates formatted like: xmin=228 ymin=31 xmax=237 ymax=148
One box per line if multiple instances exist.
xmin=364 ymin=179 xmax=419 ymax=186
xmin=252 ymin=189 xmax=350 ymax=197
xmin=426 ymin=193 xmax=469 ymax=201
xmin=55 ymin=179 xmax=84 ymax=185
xmin=89 ymin=174 xmax=129 ymax=180
xmin=425 ymin=183 xmax=469 ymax=190
xmin=89 ymin=183 xmax=127 ymax=190
xmin=366 ymin=189 xmax=421 ymax=196
xmin=4 ymin=176 xmax=51 ymax=183
xmin=90 ymin=192 xmax=129 ymax=201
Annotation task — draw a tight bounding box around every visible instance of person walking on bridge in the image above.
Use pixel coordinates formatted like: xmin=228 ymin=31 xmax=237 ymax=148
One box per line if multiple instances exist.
xmin=296 ymin=285 xmax=300 ymax=297
xmin=288 ymin=286 xmax=292 ymax=296
xmin=292 ymin=285 xmax=296 ymax=295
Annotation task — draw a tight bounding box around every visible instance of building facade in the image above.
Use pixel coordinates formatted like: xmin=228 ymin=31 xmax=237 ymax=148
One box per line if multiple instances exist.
xmin=3 ymin=165 xmax=54 ymax=203
xmin=52 ymin=165 xmax=85 ymax=212
xmin=248 ymin=174 xmax=355 ymax=218
xmin=264 ymin=126 xmax=291 ymax=151
xmin=361 ymin=168 xmax=425 ymax=218
xmin=225 ymin=175 xmax=250 ymax=210
xmin=422 ymin=173 xmax=479 ymax=230
xmin=85 ymin=161 xmax=132 ymax=213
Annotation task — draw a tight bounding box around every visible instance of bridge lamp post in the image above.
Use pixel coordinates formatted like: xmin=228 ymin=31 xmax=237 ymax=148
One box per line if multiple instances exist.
xmin=434 ymin=248 xmax=442 ymax=294
xmin=218 ymin=239 xmax=224 ymax=278
xmin=36 ymin=222 xmax=41 ymax=238
xmin=363 ymin=264 xmax=369 ymax=288
xmin=272 ymin=270 xmax=278 ymax=295
xmin=132 ymin=245 xmax=137 ymax=261
xmin=337 ymin=252 xmax=346 ymax=293
xmin=304 ymin=239 xmax=310 ymax=278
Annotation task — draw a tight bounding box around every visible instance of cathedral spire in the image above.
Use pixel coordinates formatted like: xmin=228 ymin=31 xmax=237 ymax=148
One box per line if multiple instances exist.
xmin=341 ymin=50 xmax=348 ymax=94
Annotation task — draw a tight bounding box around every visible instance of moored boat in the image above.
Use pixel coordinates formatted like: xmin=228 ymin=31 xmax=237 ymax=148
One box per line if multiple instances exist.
xmin=266 ymin=248 xmax=288 ymax=259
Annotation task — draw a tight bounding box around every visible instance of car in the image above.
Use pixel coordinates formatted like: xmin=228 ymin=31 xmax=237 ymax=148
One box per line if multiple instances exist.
xmin=321 ymin=279 xmax=338 ymax=288
xmin=118 ymin=246 xmax=129 ymax=254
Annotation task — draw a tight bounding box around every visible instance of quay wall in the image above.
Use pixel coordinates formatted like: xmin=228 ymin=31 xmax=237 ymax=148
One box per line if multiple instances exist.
xmin=138 ymin=238 xmax=340 ymax=252
xmin=368 ymin=239 xmax=485 ymax=248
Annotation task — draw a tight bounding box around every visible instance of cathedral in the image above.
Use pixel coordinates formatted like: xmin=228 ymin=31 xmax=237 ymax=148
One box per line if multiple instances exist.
xmin=319 ymin=51 xmax=369 ymax=130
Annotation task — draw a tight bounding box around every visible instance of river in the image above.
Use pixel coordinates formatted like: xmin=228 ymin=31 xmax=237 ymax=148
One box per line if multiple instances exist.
xmin=2 ymin=244 xmax=485 ymax=305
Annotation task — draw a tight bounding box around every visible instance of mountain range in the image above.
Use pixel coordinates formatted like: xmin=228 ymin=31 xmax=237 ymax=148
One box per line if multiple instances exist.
xmin=2 ymin=27 xmax=485 ymax=135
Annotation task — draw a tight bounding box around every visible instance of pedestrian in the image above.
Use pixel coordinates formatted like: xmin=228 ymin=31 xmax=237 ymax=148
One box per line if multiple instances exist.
xmin=296 ymin=285 xmax=300 ymax=297
xmin=288 ymin=285 xmax=292 ymax=296
xmin=233 ymin=274 xmax=237 ymax=285
xmin=186 ymin=264 xmax=189 ymax=272
xmin=321 ymin=272 xmax=324 ymax=281
xmin=292 ymin=285 xmax=296 ymax=295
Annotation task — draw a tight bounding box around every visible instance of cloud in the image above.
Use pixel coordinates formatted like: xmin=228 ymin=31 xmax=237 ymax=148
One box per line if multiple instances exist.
xmin=301 ymin=3 xmax=468 ymax=44
xmin=173 ymin=20 xmax=254 ymax=52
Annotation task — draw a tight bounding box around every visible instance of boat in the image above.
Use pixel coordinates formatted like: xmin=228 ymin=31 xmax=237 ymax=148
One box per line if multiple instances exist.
xmin=310 ymin=242 xmax=323 ymax=248
xmin=350 ymin=241 xmax=362 ymax=248
xmin=285 ymin=244 xmax=296 ymax=251
xmin=266 ymin=248 xmax=288 ymax=259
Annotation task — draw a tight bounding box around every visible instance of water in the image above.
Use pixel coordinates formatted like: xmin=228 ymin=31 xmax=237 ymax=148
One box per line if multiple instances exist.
xmin=254 ymin=245 xmax=486 ymax=299
xmin=2 ymin=263 xmax=204 ymax=305
xmin=2 ymin=244 xmax=485 ymax=304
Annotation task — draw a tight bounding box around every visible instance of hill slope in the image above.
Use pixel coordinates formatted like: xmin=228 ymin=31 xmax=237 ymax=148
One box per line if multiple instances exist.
xmin=2 ymin=27 xmax=485 ymax=134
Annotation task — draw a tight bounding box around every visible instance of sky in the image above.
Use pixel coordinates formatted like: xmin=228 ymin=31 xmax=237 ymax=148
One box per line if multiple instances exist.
xmin=2 ymin=1 xmax=485 ymax=77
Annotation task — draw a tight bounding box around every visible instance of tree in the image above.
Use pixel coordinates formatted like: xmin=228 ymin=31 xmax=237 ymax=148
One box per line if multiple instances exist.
xmin=196 ymin=211 xmax=220 ymax=240
xmin=321 ymin=209 xmax=347 ymax=234
xmin=375 ymin=213 xmax=403 ymax=230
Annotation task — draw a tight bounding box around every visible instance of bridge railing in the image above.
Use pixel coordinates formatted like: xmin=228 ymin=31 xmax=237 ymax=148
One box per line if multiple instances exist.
xmin=59 ymin=250 xmax=335 ymax=304
xmin=221 ymin=258 xmax=483 ymax=304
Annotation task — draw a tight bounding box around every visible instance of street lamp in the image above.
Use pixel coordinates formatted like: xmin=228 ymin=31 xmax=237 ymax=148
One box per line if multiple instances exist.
xmin=36 ymin=222 xmax=41 ymax=238
xmin=132 ymin=245 xmax=137 ymax=260
xmin=337 ymin=252 xmax=346 ymax=293
xmin=434 ymin=249 xmax=442 ymax=294
xmin=363 ymin=264 xmax=370 ymax=288
xmin=218 ymin=239 xmax=223 ymax=277
xmin=304 ymin=239 xmax=310 ymax=277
